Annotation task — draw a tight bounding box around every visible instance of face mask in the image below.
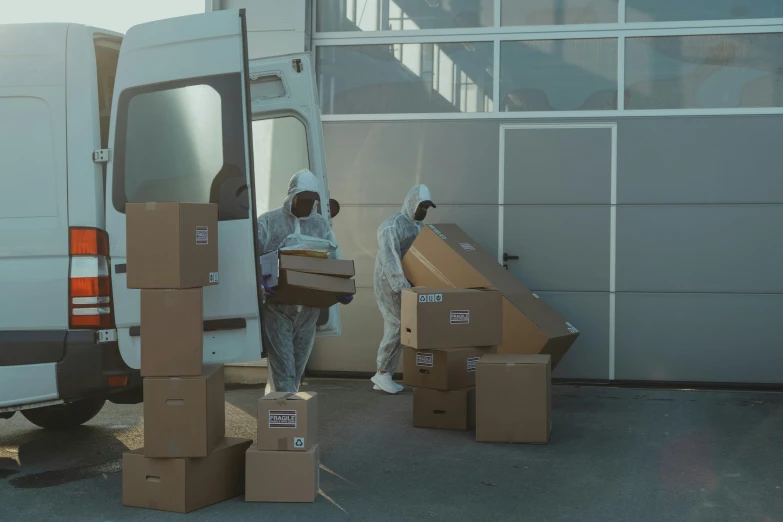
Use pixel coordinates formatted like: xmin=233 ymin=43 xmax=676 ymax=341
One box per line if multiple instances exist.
xmin=292 ymin=196 xmax=317 ymax=218
xmin=414 ymin=204 xmax=428 ymax=222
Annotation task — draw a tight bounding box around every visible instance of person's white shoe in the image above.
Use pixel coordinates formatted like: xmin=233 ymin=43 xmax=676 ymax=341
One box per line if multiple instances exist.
xmin=371 ymin=372 xmax=399 ymax=394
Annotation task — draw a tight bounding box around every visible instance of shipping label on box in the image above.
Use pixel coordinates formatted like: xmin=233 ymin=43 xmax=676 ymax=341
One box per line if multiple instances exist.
xmin=403 ymin=346 xmax=494 ymax=391
xmin=401 ymin=288 xmax=502 ymax=349
xmin=257 ymin=392 xmax=318 ymax=451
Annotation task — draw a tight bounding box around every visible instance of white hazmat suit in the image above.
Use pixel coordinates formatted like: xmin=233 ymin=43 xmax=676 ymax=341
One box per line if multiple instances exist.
xmin=373 ymin=185 xmax=433 ymax=393
xmin=258 ymin=169 xmax=337 ymax=393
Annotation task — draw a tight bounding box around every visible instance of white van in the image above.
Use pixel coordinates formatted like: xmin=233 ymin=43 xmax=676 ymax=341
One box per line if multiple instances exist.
xmin=0 ymin=10 xmax=339 ymax=428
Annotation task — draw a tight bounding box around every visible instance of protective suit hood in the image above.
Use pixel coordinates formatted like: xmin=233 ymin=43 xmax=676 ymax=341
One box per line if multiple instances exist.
xmin=401 ymin=184 xmax=433 ymax=221
xmin=283 ymin=169 xmax=321 ymax=217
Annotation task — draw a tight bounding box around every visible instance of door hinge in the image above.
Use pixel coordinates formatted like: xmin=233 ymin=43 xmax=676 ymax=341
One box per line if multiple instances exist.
xmin=97 ymin=329 xmax=118 ymax=343
xmin=93 ymin=149 xmax=111 ymax=164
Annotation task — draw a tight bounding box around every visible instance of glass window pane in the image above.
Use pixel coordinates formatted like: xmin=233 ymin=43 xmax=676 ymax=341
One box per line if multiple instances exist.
xmin=627 ymin=0 xmax=783 ymax=23
xmin=317 ymin=42 xmax=494 ymax=114
xmin=124 ymin=85 xmax=224 ymax=204
xmin=625 ymin=34 xmax=783 ymax=110
xmin=253 ymin=117 xmax=310 ymax=216
xmin=316 ymin=0 xmax=495 ymax=32
xmin=501 ymin=0 xmax=618 ymax=26
xmin=500 ymin=39 xmax=618 ymax=112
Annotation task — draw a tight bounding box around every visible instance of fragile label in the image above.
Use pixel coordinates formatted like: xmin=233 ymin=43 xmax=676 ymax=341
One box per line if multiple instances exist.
xmin=195 ymin=226 xmax=209 ymax=245
xmin=466 ymin=357 xmax=479 ymax=372
xmin=459 ymin=242 xmax=475 ymax=252
xmin=416 ymin=353 xmax=434 ymax=367
xmin=418 ymin=293 xmax=443 ymax=303
xmin=450 ymin=310 xmax=470 ymax=324
xmin=269 ymin=410 xmax=297 ymax=428
xmin=209 ymin=272 xmax=219 ymax=284
xmin=428 ymin=225 xmax=447 ymax=240
xmin=294 ymin=437 xmax=305 ymax=449
xmin=566 ymin=322 xmax=579 ymax=334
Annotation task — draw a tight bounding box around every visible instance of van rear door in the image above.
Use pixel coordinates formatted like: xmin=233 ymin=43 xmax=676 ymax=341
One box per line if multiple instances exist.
xmin=106 ymin=10 xmax=264 ymax=368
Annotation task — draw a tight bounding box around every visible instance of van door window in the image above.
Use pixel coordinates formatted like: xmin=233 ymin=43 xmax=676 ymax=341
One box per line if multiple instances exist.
xmin=94 ymin=38 xmax=120 ymax=149
xmin=252 ymin=116 xmax=311 ymax=217
xmin=111 ymin=74 xmax=249 ymax=221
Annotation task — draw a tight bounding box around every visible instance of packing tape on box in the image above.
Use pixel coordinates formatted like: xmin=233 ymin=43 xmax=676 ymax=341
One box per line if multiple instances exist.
xmin=278 ymin=438 xmax=287 ymax=451
xmin=169 ymin=440 xmax=180 ymax=458
xmin=145 ymin=202 xmax=157 ymax=210
xmin=408 ymin=247 xmax=454 ymax=287
xmin=167 ymin=378 xmax=181 ymax=391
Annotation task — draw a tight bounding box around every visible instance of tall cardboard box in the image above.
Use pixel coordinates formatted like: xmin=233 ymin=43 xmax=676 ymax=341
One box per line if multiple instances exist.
xmin=123 ymin=437 xmax=252 ymax=513
xmin=400 ymin=288 xmax=502 ymax=349
xmin=140 ymin=288 xmax=203 ymax=377
xmin=126 ymin=202 xmax=219 ymax=289
xmin=143 ymin=365 xmax=225 ymax=458
xmin=401 ymin=224 xmax=579 ymax=368
xmin=402 ymin=346 xmax=494 ymax=391
xmin=475 ymin=354 xmax=551 ymax=444
xmin=413 ymin=387 xmax=475 ymax=431
xmin=256 ymin=392 xmax=318 ymax=451
xmin=245 ymin=444 xmax=320 ymax=503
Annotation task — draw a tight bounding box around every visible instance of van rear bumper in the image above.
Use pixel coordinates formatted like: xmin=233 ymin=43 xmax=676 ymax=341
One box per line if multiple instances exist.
xmin=56 ymin=330 xmax=142 ymax=403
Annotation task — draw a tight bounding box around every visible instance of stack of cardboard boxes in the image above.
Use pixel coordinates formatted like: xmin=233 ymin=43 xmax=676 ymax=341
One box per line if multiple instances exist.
xmin=121 ymin=203 xmax=252 ymax=513
xmin=401 ymin=288 xmax=501 ymax=431
xmin=246 ymin=392 xmax=320 ymax=503
xmin=401 ymin=224 xmax=580 ymax=444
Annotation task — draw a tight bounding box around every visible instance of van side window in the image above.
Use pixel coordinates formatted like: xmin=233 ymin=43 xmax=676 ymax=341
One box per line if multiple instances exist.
xmin=112 ymin=74 xmax=248 ymax=221
xmin=94 ymin=38 xmax=120 ymax=150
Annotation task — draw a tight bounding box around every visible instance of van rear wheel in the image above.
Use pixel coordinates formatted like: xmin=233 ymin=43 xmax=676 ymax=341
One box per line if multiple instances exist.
xmin=21 ymin=398 xmax=106 ymax=429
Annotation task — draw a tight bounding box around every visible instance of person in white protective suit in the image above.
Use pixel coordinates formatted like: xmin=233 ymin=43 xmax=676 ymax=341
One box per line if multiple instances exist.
xmin=371 ymin=184 xmax=436 ymax=394
xmin=258 ymin=169 xmax=352 ymax=394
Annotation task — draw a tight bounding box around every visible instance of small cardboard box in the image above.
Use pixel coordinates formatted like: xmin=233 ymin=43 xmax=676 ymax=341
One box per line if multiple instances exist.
xmin=476 ymin=354 xmax=551 ymax=444
xmin=126 ymin=202 xmax=219 ymax=289
xmin=413 ymin=387 xmax=475 ymax=431
xmin=122 ymin=437 xmax=252 ymax=513
xmin=140 ymin=288 xmax=202 ymax=377
xmin=256 ymin=392 xmax=318 ymax=451
xmin=401 ymin=288 xmax=502 ymax=349
xmin=143 ymin=365 xmax=225 ymax=458
xmin=245 ymin=444 xmax=319 ymax=503
xmin=402 ymin=224 xmax=579 ymax=368
xmin=402 ymin=346 xmax=494 ymax=391
xmin=260 ymin=250 xmax=356 ymax=308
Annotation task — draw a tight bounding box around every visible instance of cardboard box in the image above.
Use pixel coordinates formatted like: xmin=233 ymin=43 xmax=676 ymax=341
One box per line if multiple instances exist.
xmin=402 ymin=346 xmax=494 ymax=391
xmin=401 ymin=224 xmax=579 ymax=368
xmin=260 ymin=250 xmax=356 ymax=308
xmin=143 ymin=365 xmax=225 ymax=458
xmin=256 ymin=392 xmax=318 ymax=451
xmin=126 ymin=202 xmax=219 ymax=289
xmin=140 ymin=288 xmax=202 ymax=377
xmin=475 ymin=354 xmax=551 ymax=444
xmin=245 ymin=444 xmax=319 ymax=503
xmin=401 ymin=288 xmax=502 ymax=349
xmin=413 ymin=387 xmax=475 ymax=431
xmin=122 ymin=437 xmax=252 ymax=513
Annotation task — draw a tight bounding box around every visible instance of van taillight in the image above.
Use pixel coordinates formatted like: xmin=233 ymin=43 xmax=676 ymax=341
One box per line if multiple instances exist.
xmin=69 ymin=227 xmax=114 ymax=329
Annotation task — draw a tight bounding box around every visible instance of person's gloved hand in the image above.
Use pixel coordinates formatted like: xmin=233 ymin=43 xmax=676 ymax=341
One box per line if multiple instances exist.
xmin=261 ymin=274 xmax=276 ymax=298
xmin=336 ymin=295 xmax=353 ymax=305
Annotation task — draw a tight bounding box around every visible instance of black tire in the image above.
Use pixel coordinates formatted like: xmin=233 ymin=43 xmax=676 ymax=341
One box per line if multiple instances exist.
xmin=21 ymin=398 xmax=106 ymax=430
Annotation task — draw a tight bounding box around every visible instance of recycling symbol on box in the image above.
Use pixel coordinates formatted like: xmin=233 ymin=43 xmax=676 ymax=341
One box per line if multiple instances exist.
xmin=419 ymin=295 xmax=427 ymax=303
xmin=294 ymin=437 xmax=305 ymax=448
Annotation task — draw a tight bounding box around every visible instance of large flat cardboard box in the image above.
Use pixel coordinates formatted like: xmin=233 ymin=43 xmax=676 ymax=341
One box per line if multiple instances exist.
xmin=402 ymin=224 xmax=579 ymax=368
xmin=476 ymin=354 xmax=551 ymax=444
xmin=257 ymin=392 xmax=318 ymax=451
xmin=245 ymin=444 xmax=319 ymax=503
xmin=272 ymin=270 xmax=356 ymax=308
xmin=140 ymin=288 xmax=202 ymax=377
xmin=401 ymin=288 xmax=502 ymax=349
xmin=126 ymin=202 xmax=219 ymax=289
xmin=402 ymin=346 xmax=494 ymax=391
xmin=413 ymin=387 xmax=475 ymax=431
xmin=143 ymin=365 xmax=225 ymax=458
xmin=122 ymin=437 xmax=252 ymax=513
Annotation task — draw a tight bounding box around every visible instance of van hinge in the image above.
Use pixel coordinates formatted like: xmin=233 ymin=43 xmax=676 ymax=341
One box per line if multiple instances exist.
xmin=97 ymin=329 xmax=118 ymax=343
xmin=93 ymin=149 xmax=111 ymax=164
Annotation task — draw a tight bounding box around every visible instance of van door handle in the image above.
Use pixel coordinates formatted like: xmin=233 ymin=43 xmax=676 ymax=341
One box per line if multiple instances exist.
xmin=503 ymin=253 xmax=519 ymax=262
xmin=115 ymin=264 xmax=127 ymax=274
